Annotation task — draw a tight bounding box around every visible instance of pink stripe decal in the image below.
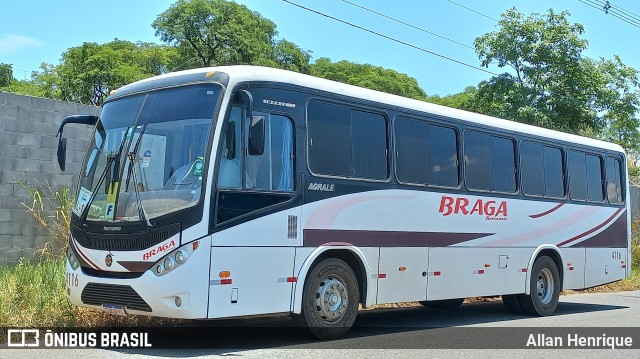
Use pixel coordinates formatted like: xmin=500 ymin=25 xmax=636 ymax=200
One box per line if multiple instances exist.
xmin=71 ymin=237 xmax=99 ymax=269
xmin=480 ymin=206 xmax=598 ymax=247
xmin=557 ymin=208 xmax=623 ymax=247
xmin=529 ymin=203 xmax=564 ymax=218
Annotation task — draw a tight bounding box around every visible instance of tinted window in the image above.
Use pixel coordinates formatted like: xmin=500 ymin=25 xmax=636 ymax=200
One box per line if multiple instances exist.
xmin=308 ymin=101 xmax=388 ymax=180
xmin=568 ymin=151 xmax=588 ymax=200
xmin=586 ymin=154 xmax=603 ymax=202
xmin=352 ymin=110 xmax=388 ymax=179
xmin=395 ymin=118 xmax=429 ymax=184
xmin=491 ymin=136 xmax=516 ymax=192
xmin=307 ymin=102 xmax=351 ymax=176
xmin=521 ymin=142 xmax=565 ymax=198
xmin=465 ymin=131 xmax=492 ymax=190
xmin=394 ymin=118 xmax=458 ymax=187
xmin=521 ymin=141 xmax=545 ymax=196
xmin=429 ymin=125 xmax=459 ymax=187
xmin=465 ymin=131 xmax=515 ymax=192
xmin=606 ymin=157 xmax=624 ymax=204
xmin=543 ymin=146 xmax=565 ymax=198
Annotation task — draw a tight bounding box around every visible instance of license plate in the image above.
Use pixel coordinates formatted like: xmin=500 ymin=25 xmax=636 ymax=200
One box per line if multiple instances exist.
xmin=102 ymin=304 xmax=126 ymax=316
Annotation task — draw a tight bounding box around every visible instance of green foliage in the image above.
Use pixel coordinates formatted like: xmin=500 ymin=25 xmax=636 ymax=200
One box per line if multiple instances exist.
xmin=311 ymin=57 xmax=427 ymax=100
xmin=472 ymin=8 xmax=640 ymax=152
xmin=259 ymin=39 xmax=313 ymax=74
xmin=153 ymin=0 xmax=277 ymax=67
xmin=55 ymin=40 xmax=180 ymax=105
xmin=0 ymin=258 xmax=79 ymax=327
xmin=426 ymin=86 xmax=478 ymax=111
xmin=13 ymin=175 xmax=75 ymax=260
xmin=0 ymin=63 xmax=12 ymax=87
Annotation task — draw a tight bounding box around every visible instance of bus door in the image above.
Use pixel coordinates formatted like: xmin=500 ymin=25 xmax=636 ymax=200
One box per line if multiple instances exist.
xmin=209 ymin=100 xmax=299 ymax=318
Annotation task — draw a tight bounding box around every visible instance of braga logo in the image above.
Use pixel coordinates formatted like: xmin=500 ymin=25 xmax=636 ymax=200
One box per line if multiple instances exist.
xmin=439 ymin=195 xmax=508 ymax=220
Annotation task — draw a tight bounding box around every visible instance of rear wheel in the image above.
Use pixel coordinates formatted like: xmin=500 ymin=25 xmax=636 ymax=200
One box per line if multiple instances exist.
xmin=419 ymin=298 xmax=465 ymax=310
xmin=519 ymin=256 xmax=560 ymax=316
xmin=295 ymin=258 xmax=359 ymax=340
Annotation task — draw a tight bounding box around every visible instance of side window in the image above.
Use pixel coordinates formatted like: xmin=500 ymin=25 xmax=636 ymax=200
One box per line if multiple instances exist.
xmin=568 ymin=150 xmax=588 ymax=200
xmin=218 ymin=109 xmax=294 ymax=192
xmin=465 ymin=131 xmax=492 ymax=190
xmin=521 ymin=141 xmax=545 ymax=196
xmin=543 ymin=146 xmax=565 ymax=198
xmin=465 ymin=131 xmax=516 ymax=193
xmin=245 ymin=113 xmax=294 ymax=191
xmin=586 ymin=154 xmax=603 ymax=202
xmin=217 ymin=107 xmax=243 ymax=189
xmin=492 ymin=136 xmax=516 ymax=193
xmin=308 ymin=101 xmax=388 ymax=180
xmin=395 ymin=118 xmax=430 ymax=184
xmin=521 ymin=141 xmax=565 ymax=198
xmin=606 ymin=157 xmax=624 ymax=204
xmin=568 ymin=151 xmax=603 ymax=202
xmin=394 ymin=117 xmax=458 ymax=187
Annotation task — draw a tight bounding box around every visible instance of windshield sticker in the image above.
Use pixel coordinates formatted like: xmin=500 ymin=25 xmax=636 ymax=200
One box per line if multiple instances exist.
xmin=105 ymin=203 xmax=115 ymax=219
xmin=192 ymin=157 xmax=204 ymax=176
xmin=142 ymin=150 xmax=151 ymax=168
xmin=74 ymin=187 xmax=93 ymax=215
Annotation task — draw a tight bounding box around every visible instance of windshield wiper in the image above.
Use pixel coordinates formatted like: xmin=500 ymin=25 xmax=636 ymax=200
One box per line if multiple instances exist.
xmin=125 ymin=125 xmax=152 ymax=227
xmin=79 ymin=128 xmax=130 ymax=226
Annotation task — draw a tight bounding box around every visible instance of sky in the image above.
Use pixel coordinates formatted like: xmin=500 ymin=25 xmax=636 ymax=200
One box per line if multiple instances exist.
xmin=1 ymin=0 xmax=639 ymax=96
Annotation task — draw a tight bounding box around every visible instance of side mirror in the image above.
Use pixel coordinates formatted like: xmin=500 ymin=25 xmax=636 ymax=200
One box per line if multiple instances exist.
xmin=225 ymin=123 xmax=236 ymax=160
xmin=248 ymin=115 xmax=265 ymax=156
xmin=56 ymin=115 xmax=98 ymax=171
xmin=57 ymin=137 xmax=67 ymax=171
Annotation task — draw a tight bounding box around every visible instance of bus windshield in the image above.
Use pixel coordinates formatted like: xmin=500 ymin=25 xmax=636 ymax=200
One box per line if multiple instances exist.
xmin=73 ymin=84 xmax=221 ymax=223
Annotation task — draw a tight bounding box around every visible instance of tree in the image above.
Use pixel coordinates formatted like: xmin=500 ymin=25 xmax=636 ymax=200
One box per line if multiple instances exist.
xmin=426 ymin=86 xmax=478 ymax=112
xmin=259 ymin=39 xmax=312 ymax=74
xmin=472 ymin=8 xmax=640 ymax=151
xmin=0 ymin=63 xmax=12 ymax=88
xmin=54 ymin=40 xmax=179 ymax=105
xmin=153 ymin=0 xmax=277 ymax=67
xmin=311 ymin=57 xmax=427 ymax=100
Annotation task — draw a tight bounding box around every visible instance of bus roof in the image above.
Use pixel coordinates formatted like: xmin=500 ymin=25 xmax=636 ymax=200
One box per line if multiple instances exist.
xmin=119 ymin=65 xmax=625 ymax=154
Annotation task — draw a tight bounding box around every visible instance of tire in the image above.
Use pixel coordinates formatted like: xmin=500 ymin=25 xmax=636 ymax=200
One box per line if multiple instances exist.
xmin=295 ymin=258 xmax=360 ymax=340
xmin=519 ymin=256 xmax=561 ymax=316
xmin=419 ymin=298 xmax=465 ymax=310
xmin=502 ymin=294 xmax=525 ymax=314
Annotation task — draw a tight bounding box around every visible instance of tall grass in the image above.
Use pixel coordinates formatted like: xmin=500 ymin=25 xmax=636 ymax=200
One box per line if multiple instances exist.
xmin=0 ymin=258 xmax=78 ymax=327
xmin=12 ymin=175 xmax=74 ymax=259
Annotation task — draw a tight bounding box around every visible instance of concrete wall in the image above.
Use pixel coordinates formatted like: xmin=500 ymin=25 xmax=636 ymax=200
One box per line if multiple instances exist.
xmin=0 ymin=92 xmax=98 ymax=263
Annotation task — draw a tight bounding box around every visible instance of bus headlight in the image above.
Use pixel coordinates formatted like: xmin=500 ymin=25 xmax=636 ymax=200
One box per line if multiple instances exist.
xmin=67 ymin=247 xmax=80 ymax=270
xmin=152 ymin=241 xmax=198 ymax=277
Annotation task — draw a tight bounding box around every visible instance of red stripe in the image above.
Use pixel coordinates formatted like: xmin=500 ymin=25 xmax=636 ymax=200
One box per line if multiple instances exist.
xmin=529 ymin=203 xmax=564 ymax=218
xmin=72 ymin=238 xmax=99 ymax=269
xmin=557 ymin=208 xmax=623 ymax=247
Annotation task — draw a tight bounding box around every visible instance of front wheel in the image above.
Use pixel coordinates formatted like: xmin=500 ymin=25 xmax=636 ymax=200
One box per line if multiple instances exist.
xmin=519 ymin=256 xmax=560 ymax=316
xmin=295 ymin=258 xmax=359 ymax=340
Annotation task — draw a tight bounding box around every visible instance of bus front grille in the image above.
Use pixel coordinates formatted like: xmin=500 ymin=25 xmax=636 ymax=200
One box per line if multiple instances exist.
xmin=72 ymin=222 xmax=180 ymax=251
xmin=81 ymin=283 xmax=152 ymax=312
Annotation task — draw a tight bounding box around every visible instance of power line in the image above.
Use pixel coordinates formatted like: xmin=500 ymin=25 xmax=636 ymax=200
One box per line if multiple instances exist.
xmin=447 ymin=0 xmax=498 ymax=23
xmin=597 ymin=0 xmax=640 ymax=22
xmin=588 ymin=0 xmax=640 ymax=26
xmin=340 ymin=0 xmax=475 ymax=50
xmin=577 ymin=0 xmax=640 ymax=28
xmin=280 ymin=0 xmax=498 ymax=76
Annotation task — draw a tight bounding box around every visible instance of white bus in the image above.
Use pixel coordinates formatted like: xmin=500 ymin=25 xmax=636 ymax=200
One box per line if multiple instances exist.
xmin=58 ymin=66 xmax=631 ymax=339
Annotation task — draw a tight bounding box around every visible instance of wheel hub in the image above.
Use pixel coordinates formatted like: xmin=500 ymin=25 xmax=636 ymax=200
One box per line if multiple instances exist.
xmin=315 ymin=276 xmax=349 ymax=323
xmin=536 ymin=267 xmax=555 ymax=305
